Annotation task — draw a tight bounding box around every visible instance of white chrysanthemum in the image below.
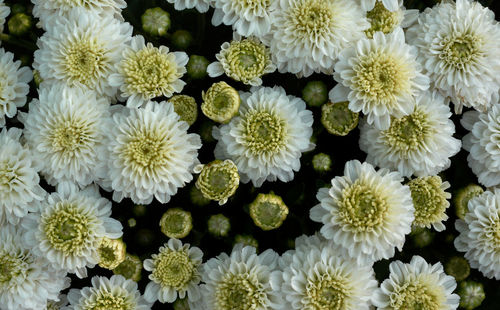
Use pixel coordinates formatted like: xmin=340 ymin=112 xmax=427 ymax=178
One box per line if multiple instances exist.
xmin=310 ymin=160 xmax=414 ymax=265
xmin=65 ymin=275 xmax=151 ymax=310
xmin=19 ymin=84 xmax=110 ymax=188
xmin=334 ymin=28 xmax=429 ymax=130
xmin=213 ymin=86 xmax=314 ymax=187
xmin=373 ymin=256 xmax=459 ymax=310
xmin=211 ymin=0 xmax=273 ymax=37
xmin=0 ymin=127 xmax=45 ymax=225
xmin=109 ymin=35 xmax=188 ymax=109
xmin=455 ymin=189 xmax=500 ymax=279
xmin=0 ymin=224 xmax=70 ymax=310
xmin=167 ymin=0 xmax=209 ymax=13
xmin=272 ymin=245 xmax=378 ymax=309
xmin=22 ymin=184 xmax=123 ymax=278
xmin=360 ymin=0 xmax=418 ymax=38
xmin=269 ymin=0 xmax=369 ymax=77
xmin=103 ymin=100 xmax=202 ymax=204
xmin=207 ymin=34 xmax=276 ymax=86
xmin=406 ymin=0 xmax=500 ymax=114
xmin=461 ymin=104 xmax=500 ymax=187
xmin=33 ymin=8 xmax=133 ymax=98
xmin=359 ymin=92 xmax=461 ymax=177
xmin=359 ymin=0 xmax=398 ymax=12
xmin=143 ymin=239 xmax=203 ymax=304
xmin=31 ymin=0 xmax=126 ymax=30
xmin=199 ymin=244 xmax=282 ymax=310
xmin=0 ymin=48 xmax=32 ymax=128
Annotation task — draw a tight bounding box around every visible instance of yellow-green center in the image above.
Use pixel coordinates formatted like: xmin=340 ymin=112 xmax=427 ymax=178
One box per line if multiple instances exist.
xmin=306 ymin=274 xmax=349 ymax=310
xmin=216 ymin=273 xmax=265 ymax=310
xmin=244 ymin=110 xmax=286 ymax=155
xmin=152 ymin=250 xmax=195 ymax=290
xmin=366 ymin=1 xmax=402 ymax=38
xmin=64 ymin=37 xmax=107 ymax=86
xmin=440 ymin=34 xmax=482 ymax=70
xmin=408 ymin=176 xmax=448 ymax=228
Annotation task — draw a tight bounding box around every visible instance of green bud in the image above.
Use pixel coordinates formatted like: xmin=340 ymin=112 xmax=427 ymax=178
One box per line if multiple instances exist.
xmin=250 ymin=193 xmax=289 ymax=231
xmin=321 ymin=101 xmax=359 ymax=136
xmin=141 ymin=7 xmax=170 ymax=37
xmin=444 ymin=256 xmax=470 ymax=282
xmin=312 ymin=153 xmax=332 ymax=173
xmin=160 ymin=208 xmax=193 ymax=239
xmin=458 ymin=281 xmax=485 ymax=310
xmin=113 ymin=253 xmax=142 ymax=282
xmin=8 ymin=13 xmax=32 ymax=36
xmin=302 ymin=81 xmax=327 ymax=107
xmin=187 ymin=55 xmax=209 ymax=79
xmin=195 ymin=160 xmax=240 ymax=205
xmin=207 ymin=214 xmax=231 ymax=237
xmin=234 ymin=234 xmax=258 ymax=249
xmin=169 ymin=94 xmax=198 ymax=126
xmin=410 ymin=226 xmax=434 ymax=248
xmin=133 ymin=204 xmax=147 ymax=217
xmin=171 ymin=30 xmax=193 ymax=50
xmin=454 ymin=184 xmax=483 ymax=220
xmin=127 ymin=218 xmax=137 ymax=228
xmin=190 ymin=185 xmax=211 ymax=206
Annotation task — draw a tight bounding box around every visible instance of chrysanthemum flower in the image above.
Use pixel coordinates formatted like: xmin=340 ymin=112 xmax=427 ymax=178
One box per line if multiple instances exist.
xmin=143 ymin=239 xmax=203 ymax=304
xmin=359 ymin=92 xmax=461 ymax=177
xmin=169 ymin=95 xmax=198 ymax=126
xmin=211 ymin=0 xmax=273 ymax=37
xmin=0 ymin=224 xmax=70 ymax=310
xmin=0 ymin=127 xmax=45 ymax=225
xmin=109 ymin=35 xmax=188 ymax=108
xmin=362 ymin=0 xmax=418 ymax=38
xmin=201 ymin=81 xmax=240 ymax=123
xmin=214 ymin=86 xmax=314 ymax=187
xmin=31 ymin=0 xmax=126 ymax=30
xmin=160 ymin=208 xmax=193 ymax=239
xmin=207 ymin=35 xmax=276 ymax=86
xmin=461 ymin=104 xmax=500 ymax=187
xmin=195 ymin=159 xmax=240 ymax=205
xmin=0 ymin=48 xmax=32 ymax=128
xmin=113 ymin=253 xmax=142 ymax=282
xmin=166 ymin=0 xmax=210 ymax=13
xmin=272 ymin=245 xmax=378 ymax=309
xmin=0 ymin=0 xmax=10 ymax=33
xmin=455 ymin=188 xmax=500 ymax=279
xmin=22 ymin=184 xmax=123 ymax=278
xmin=199 ymin=244 xmax=282 ymax=310
xmin=310 ymin=160 xmax=414 ymax=265
xmin=19 ymin=84 xmax=110 ymax=188
xmin=454 ymin=184 xmax=483 ymax=220
xmin=33 ymin=8 xmax=133 ymax=98
xmin=66 ymin=275 xmax=151 ymax=310
xmin=268 ymin=0 xmax=368 ymax=77
xmin=102 ymin=101 xmax=201 ymax=204
xmin=408 ymin=176 xmax=451 ymax=232
xmin=249 ymin=193 xmax=288 ymax=231
xmin=97 ymin=237 xmax=126 ymax=270
xmin=373 ymin=256 xmax=459 ymax=310
xmin=334 ymin=28 xmax=429 ymax=130
xmin=406 ymin=0 xmax=500 ymax=113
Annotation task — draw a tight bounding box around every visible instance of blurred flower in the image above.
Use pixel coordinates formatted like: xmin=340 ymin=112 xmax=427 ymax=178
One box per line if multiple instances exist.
xmin=458 ymin=281 xmax=485 ymax=310
xmin=141 ymin=7 xmax=170 ymax=36
xmin=207 ymin=214 xmax=231 ymax=237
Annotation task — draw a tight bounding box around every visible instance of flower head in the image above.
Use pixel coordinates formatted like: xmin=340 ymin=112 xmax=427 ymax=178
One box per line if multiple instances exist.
xmin=113 ymin=253 xmax=143 ymax=282
xmin=454 ymin=184 xmax=483 ymax=220
xmin=97 ymin=238 xmax=126 ymax=270
xmin=160 ymin=208 xmax=193 ymax=239
xmin=195 ymin=160 xmax=240 ymax=205
xmin=362 ymin=0 xmax=418 ymax=38
xmin=169 ymin=95 xmax=198 ymax=126
xmin=249 ymin=193 xmax=288 ymax=231
xmin=214 ymin=86 xmax=314 ymax=187
xmin=201 ymin=81 xmax=240 ymax=123
xmin=310 ymin=160 xmax=414 ymax=265
xmin=144 ymin=239 xmax=203 ymax=304
xmin=110 ymin=35 xmax=188 ymax=108
xmin=141 ymin=7 xmax=170 ymax=36
xmin=208 ymin=214 xmax=231 ymax=237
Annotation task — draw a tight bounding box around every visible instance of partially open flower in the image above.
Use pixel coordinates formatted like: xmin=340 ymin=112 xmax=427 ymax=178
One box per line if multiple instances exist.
xmin=195 ymin=160 xmax=240 ymax=205
xmin=97 ymin=237 xmax=126 ymax=270
xmin=249 ymin=192 xmax=289 ymax=231
xmin=160 ymin=208 xmax=193 ymax=239
xmin=201 ymin=81 xmax=240 ymax=123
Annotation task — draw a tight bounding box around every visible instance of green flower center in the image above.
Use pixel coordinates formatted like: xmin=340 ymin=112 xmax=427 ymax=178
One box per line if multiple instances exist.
xmin=306 ymin=274 xmax=349 ymax=310
xmin=408 ymin=176 xmax=448 ymax=228
xmin=197 ymin=160 xmax=240 ymax=202
xmin=65 ymin=37 xmax=107 ymax=86
xmin=338 ymin=180 xmax=388 ymax=232
xmin=124 ymin=131 xmax=169 ymax=172
xmin=487 ymin=219 xmax=500 ymax=247
xmin=321 ymin=101 xmax=359 ymax=136
xmin=382 ymin=109 xmax=432 ymax=157
xmin=390 ymin=277 xmax=445 ymax=310
xmin=216 ymin=273 xmax=265 ymax=310
xmin=440 ymin=34 xmax=482 ymax=70
xmin=225 ymin=39 xmax=270 ymax=83
xmin=85 ymin=291 xmax=134 ymax=310
xmin=244 ymin=110 xmax=286 ymax=155
xmin=250 ymin=194 xmax=288 ymax=231
xmin=293 ymin=0 xmax=334 ymax=39
xmin=152 ymin=250 xmax=195 ymax=290
xmin=0 ymin=253 xmax=26 ymax=284
xmin=366 ymin=1 xmax=402 ymax=38
xmin=52 ymin=120 xmax=93 ymax=154
xmin=44 ymin=203 xmax=92 ymax=255
xmin=0 ymin=163 xmax=19 ymax=189
xmin=160 ymin=209 xmax=192 ymax=239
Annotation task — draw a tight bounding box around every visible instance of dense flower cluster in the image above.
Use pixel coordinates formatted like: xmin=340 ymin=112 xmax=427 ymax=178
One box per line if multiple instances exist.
xmin=0 ymin=0 xmax=499 ymax=309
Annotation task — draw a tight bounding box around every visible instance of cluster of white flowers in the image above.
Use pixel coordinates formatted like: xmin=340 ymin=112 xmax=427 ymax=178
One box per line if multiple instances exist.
xmin=0 ymin=0 xmax=499 ymax=308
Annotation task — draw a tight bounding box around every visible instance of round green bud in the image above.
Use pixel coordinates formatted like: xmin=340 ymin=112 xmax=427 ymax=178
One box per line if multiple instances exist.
xmin=33 ymin=70 xmax=42 ymax=87
xmin=133 ymin=204 xmax=147 ymax=217
xmin=190 ymin=186 xmax=211 ymax=206
xmin=201 ymin=81 xmax=240 ymax=123
xmin=160 ymin=208 xmax=193 ymax=239
xmin=171 ymin=30 xmax=193 ymax=50
xmin=444 ymin=256 xmax=470 ymax=282
xmin=199 ymin=120 xmax=216 ymax=143
xmin=169 ymin=94 xmax=198 ymax=126
xmin=97 ymin=238 xmax=126 ymax=270
xmin=234 ymin=234 xmax=258 ymax=249
xmin=173 ymin=298 xmax=190 ymax=310
xmin=458 ymin=281 xmax=485 ymax=310
xmin=321 ymin=101 xmax=359 ymax=136
xmin=141 ymin=7 xmax=170 ymax=37
xmin=113 ymin=253 xmax=142 ymax=282
xmin=454 ymin=184 xmax=483 ymax=220
xmin=207 ymin=214 xmax=231 ymax=238
xmin=195 ymin=160 xmax=240 ymax=205
xmin=8 ymin=13 xmax=32 ymax=36
xmin=187 ymin=55 xmax=209 ymax=79
xmin=249 ymin=193 xmax=289 ymax=231
xmin=410 ymin=227 xmax=434 ymax=248
xmin=312 ymin=153 xmax=332 ymax=173
xmin=302 ymin=81 xmax=327 ymax=107
xmin=127 ymin=218 xmax=137 ymax=228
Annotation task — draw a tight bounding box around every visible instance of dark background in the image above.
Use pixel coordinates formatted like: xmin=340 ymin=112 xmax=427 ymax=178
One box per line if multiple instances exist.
xmin=3 ymin=0 xmax=499 ymax=309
